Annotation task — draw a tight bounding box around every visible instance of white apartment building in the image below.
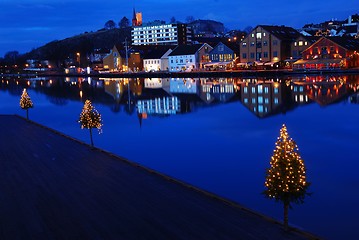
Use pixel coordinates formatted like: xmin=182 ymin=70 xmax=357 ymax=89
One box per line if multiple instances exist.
xmin=132 ymin=23 xmax=192 ymax=45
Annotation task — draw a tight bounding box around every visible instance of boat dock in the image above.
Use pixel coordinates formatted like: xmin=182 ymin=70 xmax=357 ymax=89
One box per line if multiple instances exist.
xmin=0 ymin=115 xmax=320 ymax=239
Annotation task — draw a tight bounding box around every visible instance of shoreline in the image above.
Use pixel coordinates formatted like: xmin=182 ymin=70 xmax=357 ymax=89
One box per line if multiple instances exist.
xmin=2 ymin=68 xmax=359 ymax=79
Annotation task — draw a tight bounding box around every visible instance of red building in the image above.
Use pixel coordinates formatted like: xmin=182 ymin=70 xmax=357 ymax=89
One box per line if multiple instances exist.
xmin=293 ymin=36 xmax=359 ymax=70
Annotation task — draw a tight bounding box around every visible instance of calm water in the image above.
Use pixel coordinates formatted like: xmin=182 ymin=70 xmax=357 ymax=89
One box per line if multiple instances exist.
xmin=1 ymin=74 xmax=359 ymax=240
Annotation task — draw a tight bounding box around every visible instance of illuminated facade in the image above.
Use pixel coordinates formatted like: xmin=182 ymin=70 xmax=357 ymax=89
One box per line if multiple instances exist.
xmin=239 ymin=25 xmax=300 ymax=67
xmin=131 ymin=23 xmax=192 ymax=46
xmin=168 ymin=43 xmax=213 ymax=72
xmin=132 ymin=8 xmax=142 ymax=27
xmin=143 ymin=47 xmax=173 ymax=72
xmin=293 ymin=36 xmax=359 ymax=70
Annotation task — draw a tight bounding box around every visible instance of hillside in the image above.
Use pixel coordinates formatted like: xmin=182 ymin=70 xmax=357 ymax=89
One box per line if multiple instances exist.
xmin=24 ymin=27 xmax=132 ymax=66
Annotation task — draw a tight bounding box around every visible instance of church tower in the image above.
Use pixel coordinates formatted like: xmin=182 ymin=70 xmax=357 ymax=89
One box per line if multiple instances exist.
xmin=132 ymin=8 xmax=142 ymax=26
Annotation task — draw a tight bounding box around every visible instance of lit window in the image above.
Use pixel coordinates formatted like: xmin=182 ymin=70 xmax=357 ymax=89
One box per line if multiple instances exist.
xmin=294 ymin=42 xmax=297 ymax=46
xmin=256 ymin=32 xmax=262 ymax=39
xmin=251 ymin=33 xmax=254 ymax=38
xmin=258 ymin=85 xmax=263 ymax=93
xmin=299 ymin=41 xmax=303 ymax=46
xmin=244 ymin=87 xmax=248 ymax=93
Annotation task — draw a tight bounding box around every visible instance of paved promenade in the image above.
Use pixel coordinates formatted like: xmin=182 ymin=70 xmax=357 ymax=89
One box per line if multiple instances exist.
xmin=0 ymin=115 xmax=320 ymax=239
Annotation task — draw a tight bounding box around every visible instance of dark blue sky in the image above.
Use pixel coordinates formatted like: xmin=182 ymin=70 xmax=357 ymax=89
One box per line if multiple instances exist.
xmin=0 ymin=0 xmax=357 ymax=57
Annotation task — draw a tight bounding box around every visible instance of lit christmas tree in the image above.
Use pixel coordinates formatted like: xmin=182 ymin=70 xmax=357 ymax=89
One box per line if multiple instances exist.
xmin=19 ymin=88 xmax=34 ymax=120
xmin=78 ymin=100 xmax=103 ymax=147
xmin=264 ymin=124 xmax=310 ymax=231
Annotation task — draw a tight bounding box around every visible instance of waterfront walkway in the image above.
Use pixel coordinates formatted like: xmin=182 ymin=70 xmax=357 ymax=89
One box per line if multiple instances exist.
xmin=0 ymin=115 xmax=320 ymax=239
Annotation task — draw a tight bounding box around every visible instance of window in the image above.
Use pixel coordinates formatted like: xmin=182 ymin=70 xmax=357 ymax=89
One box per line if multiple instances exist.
xmin=251 ymin=33 xmax=254 ymax=38
xmin=294 ymin=42 xmax=297 ymax=46
xmin=264 ymin=87 xmax=269 ymax=93
xmin=274 ymin=88 xmax=279 ymax=94
xmin=244 ymin=87 xmax=248 ymax=93
xmin=244 ymin=98 xmax=248 ymax=103
xmin=256 ymin=32 xmax=262 ymax=39
xmin=305 ymin=41 xmax=308 ymax=45
xmin=250 ymin=52 xmax=255 ymax=59
xmin=218 ymin=45 xmax=224 ymax=51
xmin=264 ymin=52 xmax=268 ymax=58
xmin=273 ymin=51 xmax=278 ymax=57
xmin=242 ymin=42 xmax=247 ymax=47
xmin=299 ymin=41 xmax=303 ymax=46
xmin=258 ymin=85 xmax=263 ymax=94
xmin=258 ymin=96 xmax=263 ymax=104
xmin=273 ymin=40 xmax=278 ymax=46
xmin=263 ymin=41 xmax=268 ymax=46
xmin=258 ymin=105 xmax=263 ymax=113
xmin=250 ymin=41 xmax=255 ymax=47
xmin=242 ymin=53 xmax=247 ymax=59
xmin=274 ymin=98 xmax=279 ymax=104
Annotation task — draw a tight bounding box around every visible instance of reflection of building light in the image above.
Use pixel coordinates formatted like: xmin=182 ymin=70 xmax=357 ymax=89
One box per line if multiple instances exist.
xmin=79 ymin=90 xmax=83 ymax=99
xmin=273 ymin=82 xmax=279 ymax=88
xmin=27 ymin=81 xmax=30 ymax=86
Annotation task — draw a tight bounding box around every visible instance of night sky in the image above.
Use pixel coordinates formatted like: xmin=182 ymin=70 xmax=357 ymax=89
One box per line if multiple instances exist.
xmin=0 ymin=0 xmax=357 ymax=57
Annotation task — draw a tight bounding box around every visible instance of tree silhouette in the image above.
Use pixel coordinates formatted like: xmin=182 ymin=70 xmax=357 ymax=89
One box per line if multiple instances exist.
xmin=264 ymin=124 xmax=310 ymax=231
xmin=170 ymin=16 xmax=177 ymax=24
xmin=105 ymin=20 xmax=116 ymax=30
xmin=78 ymin=100 xmax=103 ymax=147
xmin=19 ymin=88 xmax=33 ymax=120
xmin=119 ymin=17 xmax=130 ymax=28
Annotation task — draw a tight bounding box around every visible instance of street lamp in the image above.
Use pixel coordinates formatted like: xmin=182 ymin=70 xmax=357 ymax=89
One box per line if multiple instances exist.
xmin=76 ymin=52 xmax=81 ymax=68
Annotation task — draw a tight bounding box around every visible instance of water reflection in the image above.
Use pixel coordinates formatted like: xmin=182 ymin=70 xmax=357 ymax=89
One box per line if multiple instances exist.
xmin=1 ymin=74 xmax=359 ymax=239
xmin=1 ymin=74 xmax=359 ymax=121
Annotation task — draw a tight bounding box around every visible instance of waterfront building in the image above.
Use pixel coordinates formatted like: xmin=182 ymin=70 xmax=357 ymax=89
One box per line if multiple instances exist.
xmin=131 ymin=23 xmax=192 ymax=46
xmin=293 ymin=36 xmax=359 ymax=70
xmin=103 ymin=45 xmax=144 ymax=72
xmin=239 ymin=25 xmax=301 ymax=68
xmin=143 ymin=47 xmax=173 ymax=72
xmin=168 ymin=43 xmax=213 ymax=72
xmin=205 ymin=41 xmax=239 ymax=70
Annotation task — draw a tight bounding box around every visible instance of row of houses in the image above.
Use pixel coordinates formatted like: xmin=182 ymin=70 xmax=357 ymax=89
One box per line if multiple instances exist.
xmin=99 ymin=23 xmax=359 ymax=73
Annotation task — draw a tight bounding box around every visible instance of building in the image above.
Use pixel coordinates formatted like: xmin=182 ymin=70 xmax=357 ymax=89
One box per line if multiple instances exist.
xmin=239 ymin=25 xmax=301 ymax=68
xmin=103 ymin=44 xmax=144 ymax=72
xmin=168 ymin=43 xmax=213 ymax=72
xmin=143 ymin=47 xmax=173 ymax=72
xmin=205 ymin=41 xmax=239 ymax=70
xmin=291 ymin=36 xmax=319 ymax=59
xmin=132 ymin=8 xmax=142 ymax=27
xmin=293 ymin=36 xmax=359 ymax=70
xmin=132 ymin=23 xmax=192 ymax=46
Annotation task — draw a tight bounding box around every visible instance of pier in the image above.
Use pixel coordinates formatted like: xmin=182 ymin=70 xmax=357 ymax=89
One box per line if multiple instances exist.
xmin=0 ymin=115 xmax=320 ymax=239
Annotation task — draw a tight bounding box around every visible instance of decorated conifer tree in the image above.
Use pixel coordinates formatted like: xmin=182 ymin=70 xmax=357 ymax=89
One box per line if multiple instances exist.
xmin=264 ymin=124 xmax=310 ymax=231
xmin=19 ymin=88 xmax=34 ymax=120
xmin=78 ymin=100 xmax=103 ymax=147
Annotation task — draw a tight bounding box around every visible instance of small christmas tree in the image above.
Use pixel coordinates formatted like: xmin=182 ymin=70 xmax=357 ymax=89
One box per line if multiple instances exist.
xmin=78 ymin=100 xmax=103 ymax=147
xmin=19 ymin=88 xmax=34 ymax=120
xmin=264 ymin=124 xmax=310 ymax=231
